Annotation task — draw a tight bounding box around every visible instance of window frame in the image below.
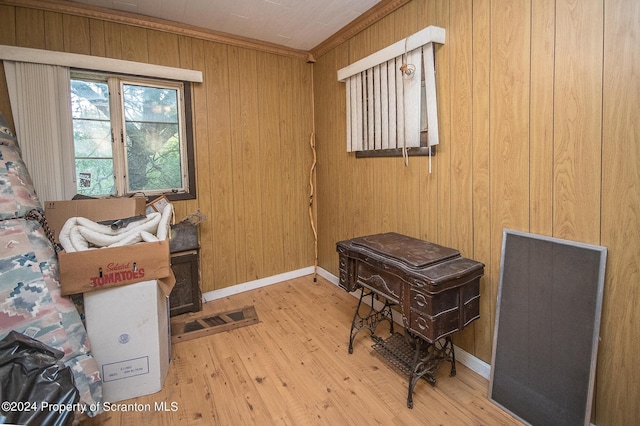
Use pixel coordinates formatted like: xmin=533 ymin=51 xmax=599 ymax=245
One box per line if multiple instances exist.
xmin=70 ymin=70 xmax=196 ymax=202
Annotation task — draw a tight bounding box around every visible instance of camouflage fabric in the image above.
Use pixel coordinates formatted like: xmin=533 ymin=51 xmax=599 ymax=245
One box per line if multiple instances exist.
xmin=0 ymin=113 xmax=103 ymax=416
xmin=0 ymin=219 xmax=103 ymax=415
xmin=0 ymin=114 xmax=42 ymax=220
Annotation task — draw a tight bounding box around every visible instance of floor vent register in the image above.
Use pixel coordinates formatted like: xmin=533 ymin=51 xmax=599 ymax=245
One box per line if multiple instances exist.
xmin=171 ymin=305 xmax=259 ymax=344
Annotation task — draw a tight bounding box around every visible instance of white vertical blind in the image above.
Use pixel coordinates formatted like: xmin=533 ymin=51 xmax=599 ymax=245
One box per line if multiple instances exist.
xmin=373 ymin=64 xmax=381 ymax=149
xmin=343 ymin=46 xmax=426 ymax=153
xmin=422 ymin=42 xmax=439 ymax=148
xmin=4 ymin=61 xmax=75 ymax=201
xmin=339 ymin=25 xmax=445 ymax=154
xmin=404 ymin=48 xmax=423 ymax=147
xmin=386 ymin=59 xmax=396 ymax=149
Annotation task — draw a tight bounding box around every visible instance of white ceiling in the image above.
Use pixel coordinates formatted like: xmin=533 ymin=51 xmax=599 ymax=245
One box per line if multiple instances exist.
xmin=70 ymin=0 xmax=381 ymax=51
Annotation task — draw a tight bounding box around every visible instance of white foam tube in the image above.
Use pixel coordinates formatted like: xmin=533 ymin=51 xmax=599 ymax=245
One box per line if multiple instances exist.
xmin=77 ymin=212 xmax=160 ymax=247
xmin=156 ymin=204 xmax=174 ymax=241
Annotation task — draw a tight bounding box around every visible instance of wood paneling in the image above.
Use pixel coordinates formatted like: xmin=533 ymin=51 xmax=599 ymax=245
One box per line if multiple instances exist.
xmin=43 ymin=11 xmax=63 ymax=51
xmin=471 ymin=0 xmax=492 ymax=362
xmin=88 ymin=19 xmax=105 ymax=57
xmin=488 ymin=0 xmax=531 ymax=337
xmin=120 ymin=25 xmax=148 ymax=62
xmin=228 ymin=45 xmax=249 ymax=283
xmin=62 ymin=14 xmax=90 ymax=54
xmin=279 ymin=55 xmax=297 ymax=272
xmin=15 ymin=6 xmax=44 ymax=48
xmin=190 ymin=38 xmax=214 ymax=290
xmin=103 ymin=21 xmax=122 ymax=59
xmin=0 ymin=5 xmax=16 ymax=46
xmin=553 ymin=0 xmax=603 ymax=244
xmin=147 ymin=29 xmax=180 ymax=68
xmin=257 ymin=51 xmax=286 ymax=277
xmin=434 ymin=0 xmax=452 ymax=248
xmin=314 ymin=0 xmax=639 ymax=423
xmin=0 ymin=4 xmax=315 ymax=295
xmin=206 ymin=42 xmax=236 ymax=289
xmin=529 ymin=0 xmax=555 ymax=237
xmin=2 ymin=0 xmax=639 ymax=423
xmin=600 ymin=0 xmax=640 ymax=424
xmin=234 ymin=48 xmax=264 ymax=282
xmin=448 ymin=0 xmax=474 ymax=351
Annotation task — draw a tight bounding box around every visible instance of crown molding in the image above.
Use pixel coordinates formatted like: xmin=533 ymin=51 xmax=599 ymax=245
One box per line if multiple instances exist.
xmin=0 ymin=0 xmax=309 ymax=60
xmin=310 ymin=0 xmax=411 ymax=60
xmin=1 ymin=0 xmax=410 ymax=63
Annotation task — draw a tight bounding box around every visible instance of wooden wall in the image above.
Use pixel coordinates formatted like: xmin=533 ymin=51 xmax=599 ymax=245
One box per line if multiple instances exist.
xmin=0 ymin=2 xmax=316 ymax=293
xmin=313 ymin=0 xmax=640 ymax=424
xmin=0 ymin=0 xmax=638 ymax=423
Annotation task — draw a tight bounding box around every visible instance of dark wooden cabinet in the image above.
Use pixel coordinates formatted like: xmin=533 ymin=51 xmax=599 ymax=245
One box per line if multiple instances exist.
xmin=169 ymin=250 xmax=201 ymax=317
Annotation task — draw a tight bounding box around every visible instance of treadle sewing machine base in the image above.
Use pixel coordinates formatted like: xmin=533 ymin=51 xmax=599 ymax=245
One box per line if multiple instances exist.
xmin=349 ymin=289 xmax=457 ymax=408
xmin=337 ymin=232 xmax=484 ymax=408
xmin=373 ymin=333 xmax=455 ymax=409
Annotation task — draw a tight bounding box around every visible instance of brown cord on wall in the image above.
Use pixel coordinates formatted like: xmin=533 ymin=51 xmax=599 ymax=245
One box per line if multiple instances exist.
xmin=308 ymin=60 xmax=318 ymax=282
xmin=308 ymin=131 xmax=318 ymax=282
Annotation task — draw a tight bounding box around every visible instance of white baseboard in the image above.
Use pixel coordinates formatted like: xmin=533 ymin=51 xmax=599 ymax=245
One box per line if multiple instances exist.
xmin=201 ymin=266 xmax=315 ymax=302
xmin=454 ymin=344 xmax=491 ymax=379
xmin=201 ymin=265 xmax=491 ymax=380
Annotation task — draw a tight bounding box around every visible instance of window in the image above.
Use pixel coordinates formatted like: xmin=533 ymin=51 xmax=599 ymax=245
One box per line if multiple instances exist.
xmin=338 ymin=26 xmax=444 ymax=161
xmin=70 ymin=71 xmax=195 ymax=200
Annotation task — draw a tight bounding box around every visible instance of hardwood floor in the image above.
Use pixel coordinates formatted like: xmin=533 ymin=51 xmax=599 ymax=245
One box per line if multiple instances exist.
xmin=85 ymin=275 xmax=522 ymax=425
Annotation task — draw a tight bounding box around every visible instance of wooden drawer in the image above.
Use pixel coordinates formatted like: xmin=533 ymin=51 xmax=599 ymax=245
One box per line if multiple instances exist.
xmin=409 ymin=277 xmax=481 ymax=342
xmin=338 ymin=252 xmax=354 ymax=292
xmin=356 ymin=261 xmax=402 ymax=303
xmin=409 ymin=309 xmax=460 ymax=342
xmin=409 ymin=288 xmax=458 ymax=317
xmin=462 ymin=293 xmax=480 ymax=327
xmin=461 ymin=278 xmax=481 ymax=326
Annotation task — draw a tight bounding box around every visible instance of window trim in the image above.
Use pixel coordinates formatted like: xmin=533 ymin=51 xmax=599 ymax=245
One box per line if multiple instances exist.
xmin=0 ymin=45 xmax=202 ymax=82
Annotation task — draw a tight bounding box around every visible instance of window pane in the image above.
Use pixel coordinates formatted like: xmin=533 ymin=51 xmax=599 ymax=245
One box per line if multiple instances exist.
xmin=71 ymin=80 xmax=110 ymax=120
xmin=123 ymin=84 xmax=177 ymax=123
xmin=71 ymin=78 xmax=115 ymax=197
xmin=73 ymin=119 xmax=112 ymax=158
xmin=125 ymin=122 xmax=182 ymax=191
xmin=123 ymin=84 xmax=183 ymax=192
xmin=75 ymin=159 xmax=115 ymax=196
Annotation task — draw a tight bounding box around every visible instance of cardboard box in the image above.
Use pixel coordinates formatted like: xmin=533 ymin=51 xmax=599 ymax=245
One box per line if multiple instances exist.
xmin=84 ymin=279 xmax=172 ymax=403
xmin=44 ymin=197 xmax=172 ymax=295
xmin=56 ymin=240 xmax=172 ymax=295
xmin=45 ymin=197 xmax=146 ymax=243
